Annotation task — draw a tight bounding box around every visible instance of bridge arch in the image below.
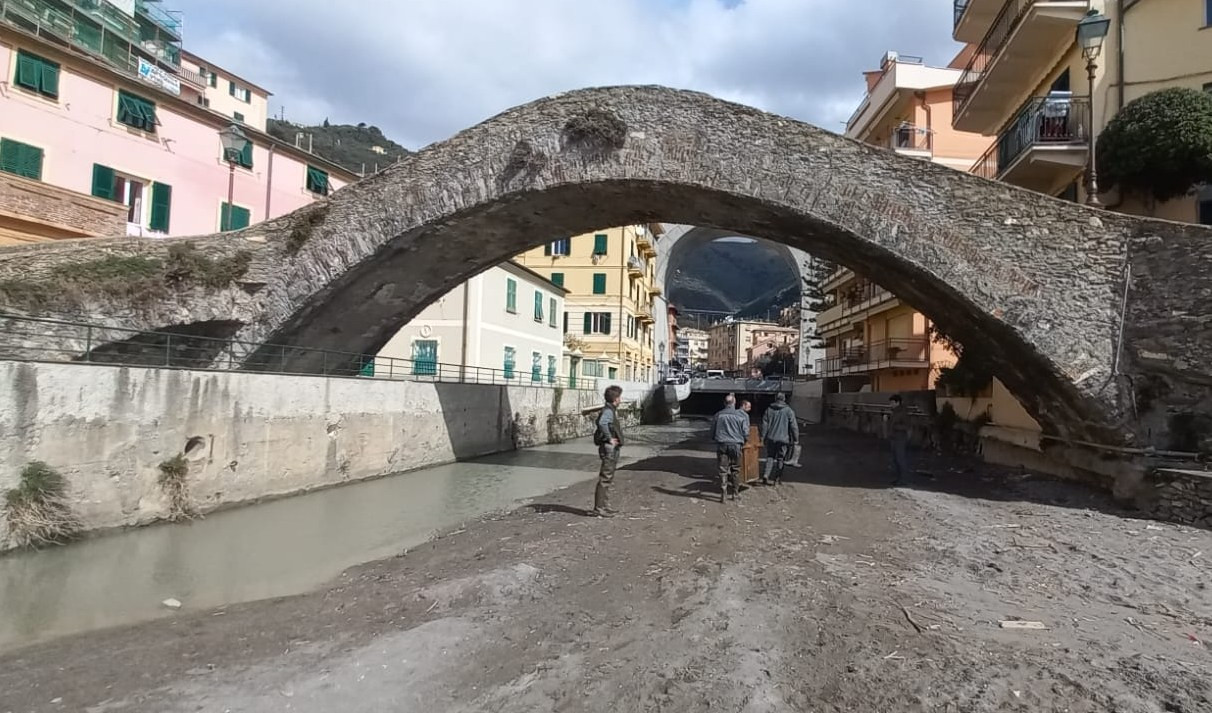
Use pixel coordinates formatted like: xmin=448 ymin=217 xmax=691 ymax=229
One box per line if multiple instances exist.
xmin=1 ymin=85 xmax=1210 ymax=446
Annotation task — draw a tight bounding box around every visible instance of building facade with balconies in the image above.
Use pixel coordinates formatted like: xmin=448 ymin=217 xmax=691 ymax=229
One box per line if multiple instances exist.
xmin=845 ymin=50 xmax=994 ymax=172
xmin=0 ymin=1 xmax=355 ymax=245
xmin=514 ymin=224 xmax=665 ymax=383
xmin=706 ymin=320 xmax=797 ymax=372
xmin=814 ymin=268 xmax=957 ymax=393
xmin=954 ymin=0 xmax=1212 ymax=222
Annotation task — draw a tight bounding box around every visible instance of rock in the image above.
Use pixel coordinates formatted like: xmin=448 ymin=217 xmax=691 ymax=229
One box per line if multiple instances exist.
xmin=162 ymin=598 xmax=183 ymax=609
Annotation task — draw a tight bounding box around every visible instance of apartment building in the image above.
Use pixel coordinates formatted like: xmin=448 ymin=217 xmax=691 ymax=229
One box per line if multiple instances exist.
xmin=0 ymin=0 xmax=355 ymax=245
xmin=707 ymin=320 xmax=798 ymax=372
xmin=814 ymin=270 xmax=956 ymax=393
xmin=678 ymin=327 xmax=708 ymax=369
xmin=954 ymin=0 xmax=1212 ymax=221
xmin=515 ymin=224 xmax=665 ymax=383
xmin=374 ymin=262 xmax=567 ymax=384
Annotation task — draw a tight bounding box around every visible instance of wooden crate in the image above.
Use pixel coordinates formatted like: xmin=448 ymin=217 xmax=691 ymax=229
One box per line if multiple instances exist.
xmin=740 ymin=425 xmax=761 ymax=484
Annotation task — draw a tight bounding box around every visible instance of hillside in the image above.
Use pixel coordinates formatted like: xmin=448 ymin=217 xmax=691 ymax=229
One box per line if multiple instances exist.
xmin=266 ymin=119 xmax=412 ymax=175
xmin=666 ymin=241 xmax=800 ymax=318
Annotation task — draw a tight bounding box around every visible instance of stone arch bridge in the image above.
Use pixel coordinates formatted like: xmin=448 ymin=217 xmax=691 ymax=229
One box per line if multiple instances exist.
xmin=0 ymin=86 xmax=1209 ymax=449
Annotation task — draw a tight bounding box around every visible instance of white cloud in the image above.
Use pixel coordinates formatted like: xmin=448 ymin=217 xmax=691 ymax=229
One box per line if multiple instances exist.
xmin=174 ymin=0 xmax=960 ymax=148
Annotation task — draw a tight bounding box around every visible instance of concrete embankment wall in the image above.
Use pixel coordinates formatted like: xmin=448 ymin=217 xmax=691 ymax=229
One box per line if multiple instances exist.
xmin=0 ymin=361 xmax=652 ymax=549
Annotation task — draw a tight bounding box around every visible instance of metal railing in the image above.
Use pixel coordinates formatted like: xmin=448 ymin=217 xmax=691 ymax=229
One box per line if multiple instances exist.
xmin=815 ymin=338 xmax=930 ymax=376
xmin=135 ymin=0 xmax=182 ymax=39
xmin=891 ymin=124 xmax=932 ymax=153
xmin=953 ymin=0 xmax=1067 ymax=119
xmin=627 ymin=255 xmax=647 ymax=276
xmin=997 ymin=95 xmax=1089 ymax=172
xmin=0 ymin=314 xmax=600 ymax=390
xmin=954 ymin=0 xmax=971 ymax=27
xmin=970 ymin=141 xmax=1000 ymax=180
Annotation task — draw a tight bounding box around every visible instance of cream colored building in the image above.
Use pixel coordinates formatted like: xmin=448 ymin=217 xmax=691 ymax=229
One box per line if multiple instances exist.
xmin=953 ymin=0 xmax=1212 ymax=222
xmin=515 ymin=224 xmax=665 ymax=383
xmin=679 ymin=328 xmax=709 ymax=369
xmin=178 ymin=50 xmax=271 ymax=131
xmin=707 ymin=321 xmax=798 ymax=372
xmin=374 ymin=262 xmax=567 ymax=385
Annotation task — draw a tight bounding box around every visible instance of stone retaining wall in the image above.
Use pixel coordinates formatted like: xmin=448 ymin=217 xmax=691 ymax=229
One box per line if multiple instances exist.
xmin=0 ymin=361 xmax=653 ymax=550
xmin=1143 ymin=469 xmax=1212 ymax=529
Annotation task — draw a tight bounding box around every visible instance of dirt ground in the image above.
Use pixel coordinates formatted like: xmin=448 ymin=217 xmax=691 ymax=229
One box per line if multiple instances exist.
xmin=2 ymin=424 xmax=1211 ymax=712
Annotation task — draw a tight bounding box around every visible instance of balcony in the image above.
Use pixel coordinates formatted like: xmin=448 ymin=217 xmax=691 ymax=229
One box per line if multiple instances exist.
xmin=889 ymin=124 xmax=932 ymax=159
xmin=136 ymin=0 xmax=182 ymax=40
xmin=952 ymin=0 xmax=1091 ymax=134
xmin=637 ymin=304 xmax=654 ymax=323
xmin=177 ymin=65 xmax=207 ymax=89
xmin=954 ymin=0 xmax=1006 ymax=43
xmin=815 ymin=338 xmax=931 ymax=377
xmin=635 ymin=231 xmax=655 ymax=258
xmin=627 ymin=255 xmax=646 ymax=278
xmin=648 ymin=284 xmax=663 ymax=296
xmin=969 ymin=95 xmax=1090 ymax=191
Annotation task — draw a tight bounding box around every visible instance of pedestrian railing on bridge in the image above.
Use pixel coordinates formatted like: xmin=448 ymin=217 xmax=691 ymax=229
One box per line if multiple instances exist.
xmin=0 ymin=313 xmax=600 ymax=391
xmin=689 ymin=376 xmax=794 ymax=394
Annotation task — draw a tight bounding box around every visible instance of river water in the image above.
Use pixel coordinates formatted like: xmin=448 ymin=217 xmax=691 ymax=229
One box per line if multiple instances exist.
xmin=0 ymin=427 xmax=692 ymax=653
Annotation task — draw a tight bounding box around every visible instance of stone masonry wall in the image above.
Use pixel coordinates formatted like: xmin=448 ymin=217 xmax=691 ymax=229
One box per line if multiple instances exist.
xmin=0 ymin=361 xmax=651 ymax=550
xmin=1142 ymin=469 xmax=1212 ymax=529
xmin=0 ymin=172 xmax=126 ymax=243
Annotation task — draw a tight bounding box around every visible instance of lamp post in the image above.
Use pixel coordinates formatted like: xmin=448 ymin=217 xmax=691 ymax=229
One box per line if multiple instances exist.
xmin=218 ymin=124 xmax=251 ymax=229
xmin=1077 ymin=9 xmax=1111 ymax=207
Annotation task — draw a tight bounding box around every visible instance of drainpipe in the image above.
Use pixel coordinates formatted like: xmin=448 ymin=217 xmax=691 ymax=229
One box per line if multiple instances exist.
xmin=618 ymin=230 xmax=626 ymax=379
xmin=1116 ymin=0 xmax=1126 ymax=111
xmin=916 ymin=91 xmax=932 ymax=153
xmin=264 ymin=144 xmax=275 ymax=219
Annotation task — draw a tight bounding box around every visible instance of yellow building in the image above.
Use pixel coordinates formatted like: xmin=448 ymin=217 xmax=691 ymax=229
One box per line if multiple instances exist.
xmin=815 ymin=269 xmax=957 ymax=393
xmin=954 ymin=0 xmax=1212 ymax=221
xmin=515 ymin=224 xmax=664 ymax=383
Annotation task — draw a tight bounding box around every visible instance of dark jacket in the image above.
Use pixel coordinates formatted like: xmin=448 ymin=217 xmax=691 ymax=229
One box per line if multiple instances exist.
xmin=888 ymin=404 xmax=910 ymax=437
xmin=712 ymin=406 xmax=750 ymax=446
xmin=761 ymin=401 xmax=799 ymax=444
xmin=594 ymin=404 xmax=624 ymax=446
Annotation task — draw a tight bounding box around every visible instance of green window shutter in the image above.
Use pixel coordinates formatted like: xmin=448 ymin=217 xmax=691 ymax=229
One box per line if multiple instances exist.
xmin=237 ymin=141 xmax=253 ymax=169
xmin=412 ymin=340 xmax=438 ymax=376
xmin=358 ymin=357 xmax=375 ymax=377
xmin=306 ymin=166 xmax=329 ymax=195
xmin=583 ymin=313 xmax=592 ymax=334
xmin=506 ymin=278 xmax=517 ymax=313
xmin=592 ymin=273 xmax=606 ymax=294
xmin=534 ymin=291 xmax=543 ymax=321
xmin=14 ymin=51 xmax=39 ymax=91
xmin=543 ymin=242 xmax=552 ymax=256
xmin=40 ymin=60 xmax=59 ymax=98
xmin=549 ymin=297 xmax=557 ymax=327
xmin=0 ymin=140 xmax=37 ymax=179
xmin=149 ymin=182 xmax=172 ymax=232
xmin=602 ymin=313 xmax=612 ymax=335
xmin=593 ymin=233 xmax=608 ymax=255
xmin=222 ymin=203 xmax=251 ymax=231
xmin=550 ymin=272 xmax=564 ymax=287
xmin=91 ymin=163 xmax=116 ymax=200
xmin=0 ymin=140 xmax=21 ymax=176
xmin=117 ymin=91 xmax=156 ymax=132
xmin=233 ymin=111 xmax=245 ymax=123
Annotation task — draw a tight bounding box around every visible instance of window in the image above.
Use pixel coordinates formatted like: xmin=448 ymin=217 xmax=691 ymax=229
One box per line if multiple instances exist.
xmin=503 ymin=347 xmax=516 ymax=379
xmin=148 ymin=182 xmax=172 ymax=233
xmin=506 ymin=278 xmax=517 ymax=313
xmin=547 ymin=355 xmax=557 ymax=384
xmin=228 ymin=81 xmax=251 ymax=102
xmin=221 ymin=202 xmax=251 ymax=231
xmin=206 ymin=70 xmax=217 ymax=88
xmin=0 ymin=139 xmax=44 ymax=180
xmin=548 ymin=297 xmax=557 ymax=328
xmin=233 ymin=111 xmax=245 ymax=123
xmin=563 ymin=311 xmax=569 ymax=333
xmin=1206 ymin=0 xmax=1212 ymax=26
xmin=412 ymin=339 xmax=438 ymax=376
xmin=593 ymin=233 xmax=608 ymax=255
xmin=583 ymin=312 xmax=612 ymax=335
xmin=592 ymin=273 xmax=607 ymax=294
xmin=545 ymin=238 xmax=571 ymax=256
xmin=1200 ymin=198 xmax=1212 ymax=226
xmin=306 ymin=165 xmax=330 ymax=196
xmin=533 ymin=290 xmax=544 ymax=322
xmin=531 ymin=351 xmax=542 ymax=382
xmin=116 ymin=90 xmax=157 ymax=133
xmin=550 ymin=272 xmax=564 ymax=288
xmin=608 ymin=367 xmax=618 ymax=380
xmin=14 ymin=50 xmax=59 ymax=99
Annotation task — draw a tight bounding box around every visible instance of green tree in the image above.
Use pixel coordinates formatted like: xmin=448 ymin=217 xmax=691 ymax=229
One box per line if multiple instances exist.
xmin=801 ymin=257 xmax=835 ymax=349
xmin=1096 ymin=87 xmax=1212 ymax=203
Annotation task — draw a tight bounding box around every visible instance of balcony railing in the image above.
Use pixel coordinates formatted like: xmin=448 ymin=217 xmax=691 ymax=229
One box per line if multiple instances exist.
xmin=136 ymin=0 xmax=182 ymax=39
xmin=891 ymin=124 xmax=932 ymax=153
xmin=968 ymin=95 xmax=1089 ymax=181
xmin=815 ymin=338 xmax=931 ymax=377
xmin=627 ymin=255 xmax=647 ymax=277
xmin=953 ymin=0 xmax=1067 ymax=120
xmin=954 ymin=0 xmax=970 ymax=26
xmin=998 ymin=95 xmax=1089 ymax=170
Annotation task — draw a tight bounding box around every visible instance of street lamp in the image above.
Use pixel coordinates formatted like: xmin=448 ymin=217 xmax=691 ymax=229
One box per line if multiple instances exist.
xmin=218 ymin=124 xmax=251 ymax=229
xmin=1077 ymin=9 xmax=1110 ymax=207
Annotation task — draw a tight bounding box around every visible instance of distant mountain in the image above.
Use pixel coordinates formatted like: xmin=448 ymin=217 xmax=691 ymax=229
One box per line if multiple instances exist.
xmin=266 ymin=119 xmax=412 ymax=175
xmin=667 ymin=241 xmax=800 ymax=319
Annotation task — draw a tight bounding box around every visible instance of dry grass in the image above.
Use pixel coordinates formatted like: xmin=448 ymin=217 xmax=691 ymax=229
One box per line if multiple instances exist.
xmin=157 ymin=454 xmax=194 ymax=521
xmin=3 ymin=461 xmax=81 ymax=549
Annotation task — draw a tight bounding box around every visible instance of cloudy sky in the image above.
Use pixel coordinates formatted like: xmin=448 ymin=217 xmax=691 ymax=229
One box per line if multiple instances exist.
xmin=172 ymin=0 xmax=961 ymax=150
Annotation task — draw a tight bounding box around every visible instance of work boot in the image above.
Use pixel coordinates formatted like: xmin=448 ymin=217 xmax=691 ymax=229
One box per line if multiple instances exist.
xmin=603 ymin=505 xmax=619 ymax=515
xmin=719 ymin=485 xmax=728 ymax=503
xmin=593 ymin=508 xmax=616 ymax=518
xmin=758 ymin=477 xmax=769 ymax=486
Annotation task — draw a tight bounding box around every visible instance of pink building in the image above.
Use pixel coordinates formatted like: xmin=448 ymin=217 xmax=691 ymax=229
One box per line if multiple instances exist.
xmin=0 ymin=2 xmax=357 ymax=246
